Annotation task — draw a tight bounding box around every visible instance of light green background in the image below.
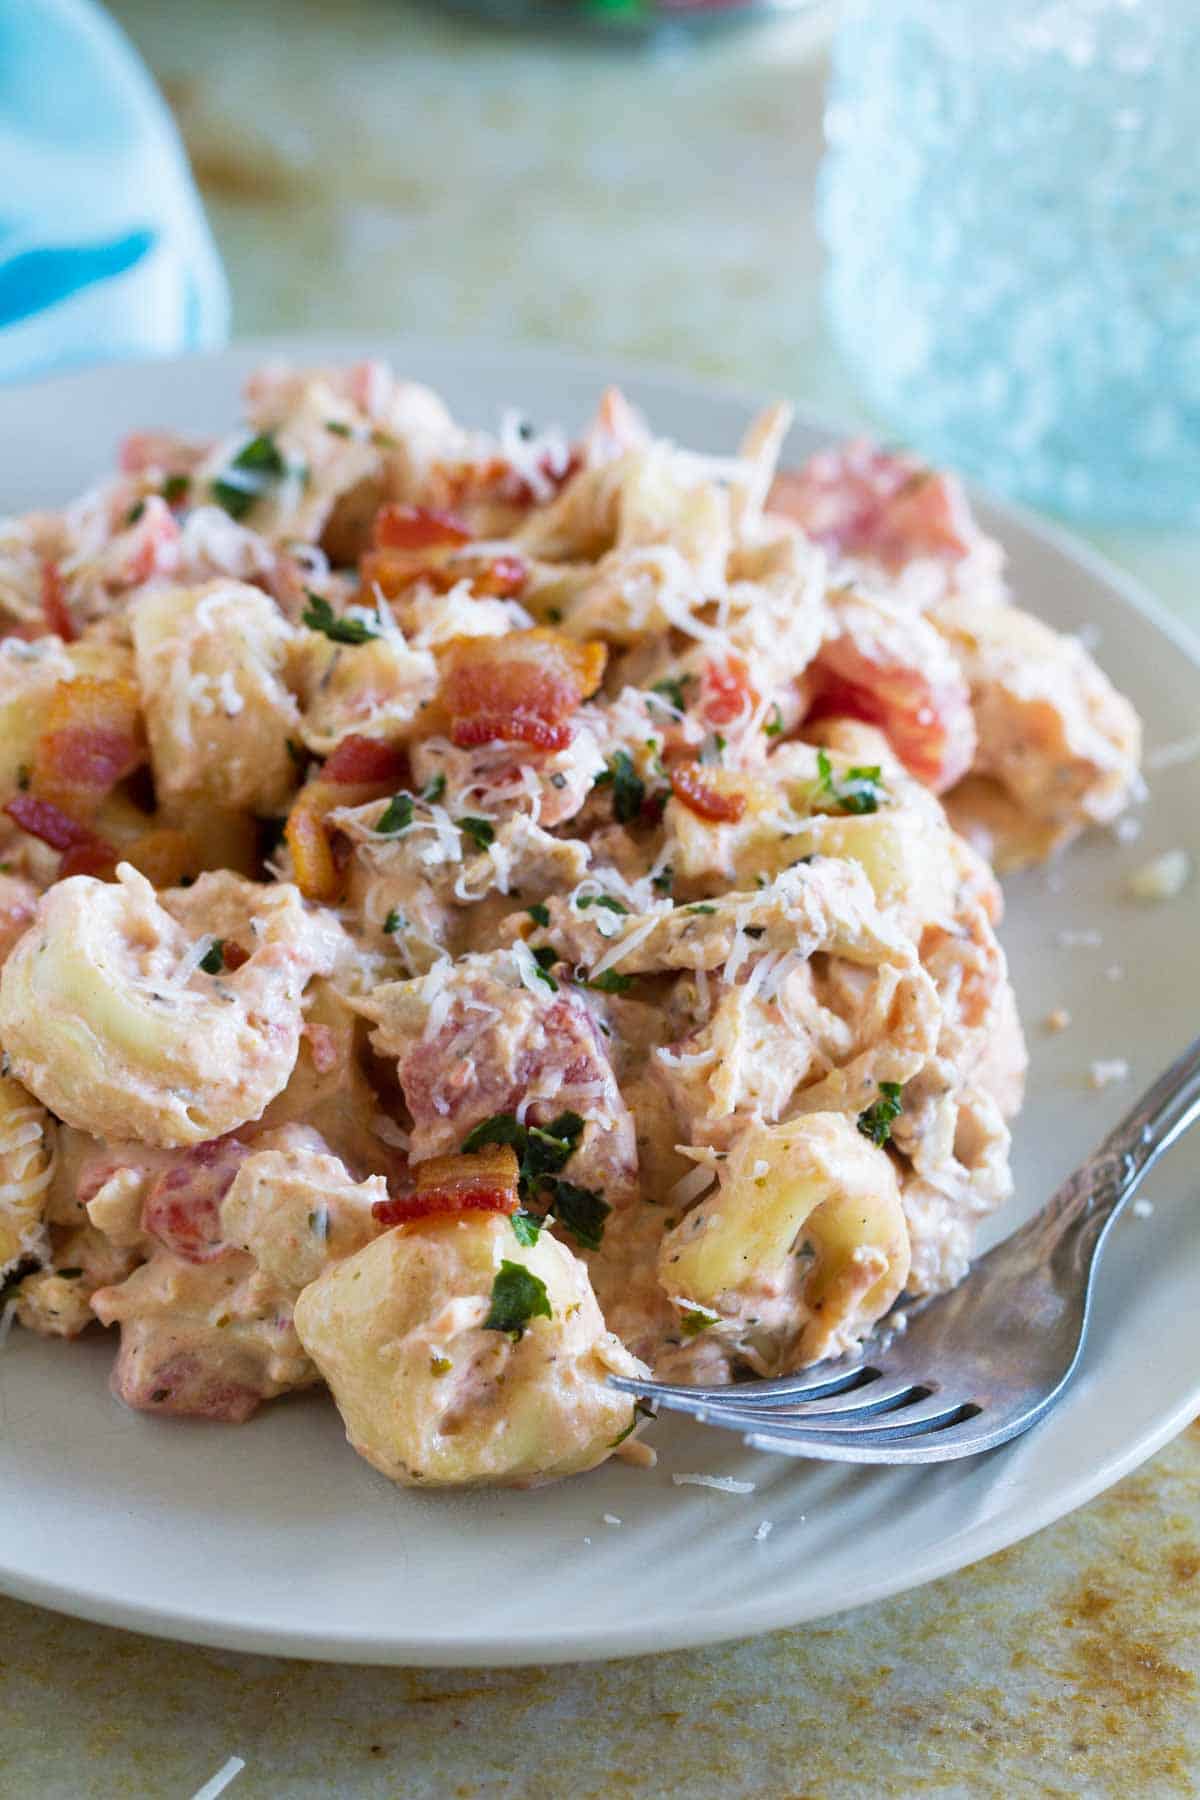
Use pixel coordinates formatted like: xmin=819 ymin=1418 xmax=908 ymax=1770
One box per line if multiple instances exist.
xmin=4 ymin=4 xmax=1198 ymax=1794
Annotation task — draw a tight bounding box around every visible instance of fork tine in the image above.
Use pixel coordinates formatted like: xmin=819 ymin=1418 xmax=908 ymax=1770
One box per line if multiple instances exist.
xmin=607 ymin=1362 xmax=870 ymax=1407
xmin=747 ymin=1393 xmax=980 ymax=1445
xmin=629 ymin=1373 xmax=930 ymax=1425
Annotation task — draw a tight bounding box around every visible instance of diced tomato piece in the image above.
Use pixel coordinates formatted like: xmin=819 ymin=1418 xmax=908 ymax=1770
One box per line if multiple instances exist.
xmin=372 ymin=1145 xmax=520 ymax=1225
xmin=322 ymin=734 xmax=410 ymax=788
xmin=670 ymin=763 xmax=748 ymax=824
xmin=700 ymin=655 xmax=756 ymax=728
xmin=40 ymin=560 xmax=76 ymax=642
xmin=440 ymin=629 xmax=605 ymax=752
xmin=142 ymin=1138 xmax=249 ymax=1263
xmin=372 ymin=505 xmax=472 ymax=552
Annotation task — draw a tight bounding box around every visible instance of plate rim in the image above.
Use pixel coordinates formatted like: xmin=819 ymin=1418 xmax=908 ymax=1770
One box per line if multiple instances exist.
xmin=1 ymin=334 xmax=1198 ymax=1665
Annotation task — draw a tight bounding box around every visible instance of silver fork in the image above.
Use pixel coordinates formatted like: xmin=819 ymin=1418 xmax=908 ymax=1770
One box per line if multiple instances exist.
xmin=610 ymin=1034 xmax=1200 ymax=1465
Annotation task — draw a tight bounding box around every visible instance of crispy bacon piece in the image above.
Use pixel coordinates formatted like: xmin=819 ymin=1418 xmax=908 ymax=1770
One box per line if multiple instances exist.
xmin=142 ymin=1137 xmax=249 ymax=1263
xmin=40 ymin=560 xmax=76 ymax=642
xmin=361 ymin=547 xmax=529 ymax=603
xmin=372 ymin=1145 xmax=521 ymax=1225
xmin=285 ymin=735 xmax=410 ymax=900
xmin=670 ymin=762 xmax=748 ymax=825
xmin=373 ymin=505 xmax=473 ymax=552
xmin=285 ymin=798 xmax=340 ymax=903
xmin=5 ymin=793 xmax=104 ymax=853
xmin=700 ymin=655 xmax=757 ymax=728
xmin=768 ymin=444 xmax=975 ymax=572
xmin=32 ymin=677 xmax=145 ymax=820
xmin=322 ymin=734 xmax=410 ymax=788
xmin=440 ymin=628 xmax=606 ymax=753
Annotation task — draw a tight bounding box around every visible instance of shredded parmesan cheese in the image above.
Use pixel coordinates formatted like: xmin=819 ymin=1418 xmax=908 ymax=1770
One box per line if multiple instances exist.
xmin=1129 ymin=848 xmax=1191 ymax=902
xmin=672 ymin=1473 xmax=757 ymax=1495
xmin=189 ymin=1756 xmax=246 ymax=1800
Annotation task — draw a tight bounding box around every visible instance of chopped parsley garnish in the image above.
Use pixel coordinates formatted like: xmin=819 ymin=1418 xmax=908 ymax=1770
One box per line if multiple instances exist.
xmin=527 ymin=902 xmax=551 ymax=927
xmin=685 ymin=903 xmax=717 ymax=916
xmin=55 ymin=1267 xmax=84 ymax=1280
xmin=551 ymin=1180 xmax=610 ymax=1251
xmin=586 ymin=969 xmax=633 ymax=995
xmin=763 ymin=701 xmax=784 ymax=738
xmin=302 ymin=591 xmax=379 ymax=644
xmin=383 ymin=908 xmax=403 ymax=935
xmin=162 ymin=473 xmax=191 ymax=506
xmin=679 ymin=1304 xmax=721 ymax=1338
xmin=125 ymin=499 xmax=146 ymax=526
xmin=857 ymin=1081 xmax=904 ymax=1147
xmin=457 ymin=816 xmax=495 ymax=852
xmin=651 ymin=864 xmax=674 ymax=895
xmin=816 ymin=748 xmax=886 ymax=816
xmin=593 ymin=750 xmax=645 ymax=824
xmin=422 ymin=772 xmax=447 ymax=804
xmin=698 ymin=732 xmax=727 ymax=767
xmin=608 ymin=1398 xmax=655 ymax=1449
xmin=650 ymin=675 xmax=689 ymax=713
xmin=198 ymin=940 xmax=225 ymax=975
xmin=376 ymin=792 xmax=415 ymax=834
xmin=576 ymin=894 xmax=628 ymax=914
xmin=324 ymin=419 xmax=353 ymax=438
xmin=510 ymin=1210 xmax=544 ymax=1248
xmin=545 ymin=606 xmax=563 ymax=624
xmin=211 ymin=431 xmax=288 ymax=521
xmin=484 ymin=1260 xmax=552 ymax=1338
xmin=530 ymin=945 xmax=559 ymax=991
xmin=429 ymin=1352 xmax=453 ymax=1376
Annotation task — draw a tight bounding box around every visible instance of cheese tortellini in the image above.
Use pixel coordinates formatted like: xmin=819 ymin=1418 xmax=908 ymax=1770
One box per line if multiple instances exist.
xmin=293 ymin=1213 xmax=645 ymax=1487
xmin=0 ymin=865 xmax=340 ymax=1145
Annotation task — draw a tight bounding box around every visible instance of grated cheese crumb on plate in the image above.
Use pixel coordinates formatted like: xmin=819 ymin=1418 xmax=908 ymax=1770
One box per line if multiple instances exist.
xmin=1132 ymin=1197 xmax=1154 ymax=1219
xmin=672 ymin=1473 xmax=756 ymax=1494
xmin=1146 ymin=731 xmax=1200 ymax=772
xmin=1112 ymin=813 xmax=1143 ymax=844
xmin=190 ymin=1756 xmax=246 ymax=1800
xmin=754 ymin=1519 xmax=774 ymax=1542
xmin=602 ymin=1513 xmax=622 ymax=1527
xmin=1056 ymin=928 xmax=1103 ymax=949
xmin=1128 ymin=848 xmax=1191 ymax=902
xmin=1105 ymin=964 xmax=1125 ymax=982
xmin=1043 ymin=1007 xmax=1071 ymax=1034
xmin=1089 ymin=1058 xmax=1130 ymax=1090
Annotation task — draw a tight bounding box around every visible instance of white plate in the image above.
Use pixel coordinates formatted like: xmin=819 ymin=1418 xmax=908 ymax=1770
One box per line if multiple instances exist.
xmin=0 ymin=339 xmax=1197 ymax=1666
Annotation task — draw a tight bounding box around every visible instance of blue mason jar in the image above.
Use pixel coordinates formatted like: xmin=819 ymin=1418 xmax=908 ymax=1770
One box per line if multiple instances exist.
xmin=820 ymin=0 xmax=1200 ymax=524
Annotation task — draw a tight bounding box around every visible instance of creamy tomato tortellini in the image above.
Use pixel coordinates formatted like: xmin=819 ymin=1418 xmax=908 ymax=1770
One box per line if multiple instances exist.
xmin=0 ymin=362 xmax=1141 ymax=1491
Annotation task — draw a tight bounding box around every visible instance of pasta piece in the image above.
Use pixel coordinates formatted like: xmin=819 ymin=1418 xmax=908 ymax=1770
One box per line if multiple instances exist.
xmin=0 ymin=866 xmax=341 ymax=1146
xmin=293 ymin=1212 xmax=645 ymax=1487
xmin=658 ymin=1112 xmax=911 ymax=1365
xmin=131 ymin=579 xmax=302 ymax=815
xmin=0 ymin=1073 xmax=55 ymax=1278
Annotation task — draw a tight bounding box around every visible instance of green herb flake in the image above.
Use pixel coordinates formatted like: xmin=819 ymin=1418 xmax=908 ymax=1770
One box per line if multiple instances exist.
xmin=594 ymin=750 xmax=645 ymax=824
xmin=545 ymin=606 xmax=563 ymax=625
xmin=376 ymin=792 xmax=415 ymax=835
xmin=685 ymin=903 xmax=717 ymax=916
xmin=608 ymin=1398 xmax=655 ymax=1449
xmin=650 ymin=676 xmax=689 ymax=713
xmin=651 ymin=864 xmax=674 ymax=896
xmin=429 ymin=1352 xmax=453 ymax=1376
xmin=857 ymin=1081 xmax=904 ymax=1148
xmin=551 ymin=1180 xmax=610 ymax=1251
xmin=509 ymin=1210 xmax=544 ymax=1248
xmin=198 ymin=940 xmax=225 ymax=975
xmin=324 ymin=419 xmax=354 ymax=438
xmin=763 ymin=701 xmax=784 ymax=738
xmin=679 ymin=1304 xmax=721 ymax=1338
xmin=816 ymin=748 xmax=886 ymax=817
xmin=55 ymin=1267 xmax=84 ymax=1280
xmin=530 ymin=945 xmax=559 ymax=991
xmin=125 ymin=499 xmax=147 ymax=527
xmin=457 ymin=815 xmax=495 ymax=852
xmin=161 ymin=473 xmax=191 ymax=506
xmin=211 ymin=431 xmax=287 ymax=521
xmin=576 ymin=894 xmax=628 ymax=915
xmin=527 ymin=902 xmax=551 ymax=927
xmin=484 ymin=1260 xmax=552 ymax=1338
xmin=586 ymin=969 xmax=633 ymax=995
xmin=302 ymin=591 xmax=379 ymax=645
xmin=383 ymin=908 xmax=403 ymax=935
xmin=422 ymin=771 xmax=447 ymax=804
